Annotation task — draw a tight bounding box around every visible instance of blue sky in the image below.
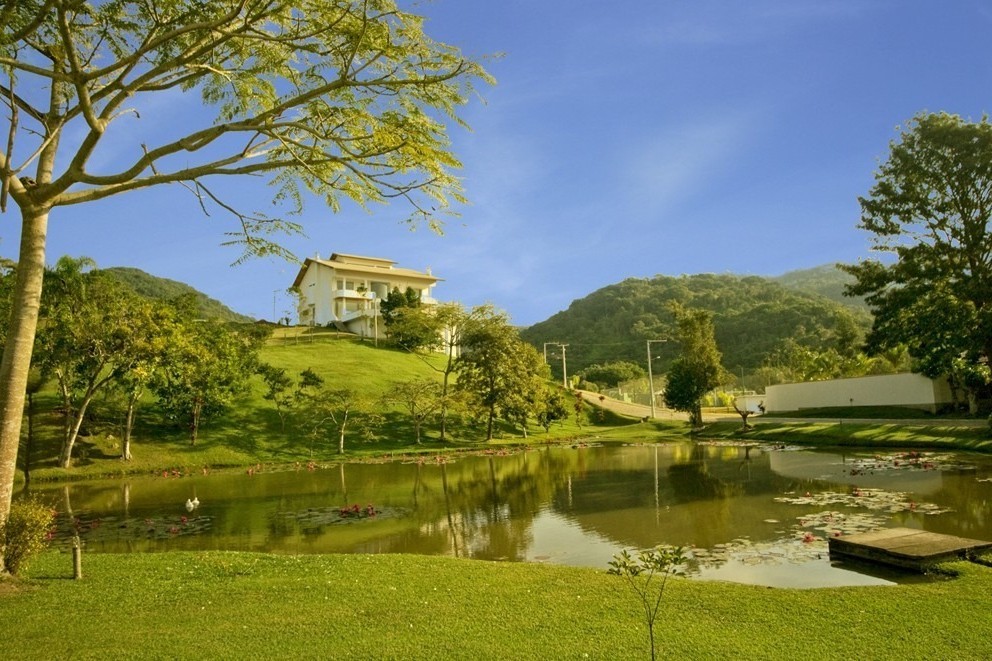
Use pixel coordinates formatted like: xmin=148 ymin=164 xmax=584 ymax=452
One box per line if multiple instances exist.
xmin=6 ymin=1 xmax=992 ymax=326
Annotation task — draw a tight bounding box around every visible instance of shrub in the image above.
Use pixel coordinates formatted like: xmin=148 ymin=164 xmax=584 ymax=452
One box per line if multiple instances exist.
xmin=2 ymin=497 xmax=56 ymax=575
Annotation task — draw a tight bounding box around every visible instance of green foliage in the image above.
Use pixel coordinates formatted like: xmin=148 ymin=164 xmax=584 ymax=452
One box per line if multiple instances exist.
xmin=385 ymin=306 xmax=441 ymax=352
xmin=843 ymin=112 xmax=992 ymax=406
xmin=773 ymin=264 xmax=865 ymax=309
xmin=100 ymin=268 xmax=253 ymax=323
xmin=35 ymin=257 xmax=173 ymax=467
xmin=608 ymin=545 xmax=687 ymax=661
xmin=386 ymin=379 xmax=444 ymax=444
xmin=2 ymin=497 xmax=55 ymax=576
xmin=520 ymin=273 xmax=871 ymax=379
xmin=152 ymin=317 xmax=266 ymax=444
xmin=535 ymin=388 xmax=570 ymax=432
xmin=578 ymin=360 xmax=647 ymax=387
xmin=293 ymin=369 xmax=381 ymax=455
xmin=663 ymin=305 xmax=724 ymax=426
xmin=455 ymin=309 xmax=550 ymax=440
xmin=256 ymin=363 xmax=294 ymax=430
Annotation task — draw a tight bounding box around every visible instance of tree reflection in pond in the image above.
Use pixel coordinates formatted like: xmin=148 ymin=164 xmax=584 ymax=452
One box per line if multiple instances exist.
xmin=30 ymin=443 xmax=992 ymax=587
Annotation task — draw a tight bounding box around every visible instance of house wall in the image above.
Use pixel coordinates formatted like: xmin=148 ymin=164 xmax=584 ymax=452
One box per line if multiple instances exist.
xmin=295 ymin=257 xmax=438 ymax=334
xmin=763 ymin=373 xmax=953 ymax=413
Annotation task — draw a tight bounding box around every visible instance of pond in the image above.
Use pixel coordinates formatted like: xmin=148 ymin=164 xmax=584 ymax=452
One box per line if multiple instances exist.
xmin=30 ymin=442 xmax=992 ymax=588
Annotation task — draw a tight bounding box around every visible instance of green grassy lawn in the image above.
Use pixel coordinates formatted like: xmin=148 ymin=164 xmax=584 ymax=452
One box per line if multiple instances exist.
xmin=2 ymin=551 xmax=991 ymax=659
xmin=699 ymin=419 xmax=992 ymax=453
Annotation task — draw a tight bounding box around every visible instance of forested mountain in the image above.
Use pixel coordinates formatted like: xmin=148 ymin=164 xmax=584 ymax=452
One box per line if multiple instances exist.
xmin=520 ymin=273 xmax=871 ymax=376
xmin=100 ymin=267 xmax=254 ymax=323
xmin=772 ymin=264 xmax=864 ymax=308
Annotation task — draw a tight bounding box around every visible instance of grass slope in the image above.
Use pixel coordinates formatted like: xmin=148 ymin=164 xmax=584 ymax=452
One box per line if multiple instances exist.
xmin=3 ymin=551 xmax=991 ymax=659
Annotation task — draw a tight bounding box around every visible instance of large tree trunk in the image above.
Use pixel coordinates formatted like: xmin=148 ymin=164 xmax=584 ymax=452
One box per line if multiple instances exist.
xmin=0 ymin=205 xmax=50 ymax=541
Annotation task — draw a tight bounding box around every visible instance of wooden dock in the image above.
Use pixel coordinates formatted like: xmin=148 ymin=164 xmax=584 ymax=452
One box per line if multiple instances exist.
xmin=829 ymin=528 xmax=992 ymax=571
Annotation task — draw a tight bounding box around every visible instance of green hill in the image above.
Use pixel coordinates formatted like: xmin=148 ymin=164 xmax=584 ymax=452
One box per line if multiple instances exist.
xmin=100 ymin=266 xmax=253 ymax=323
xmin=772 ymin=264 xmax=865 ymax=309
xmin=520 ymin=273 xmax=871 ymax=376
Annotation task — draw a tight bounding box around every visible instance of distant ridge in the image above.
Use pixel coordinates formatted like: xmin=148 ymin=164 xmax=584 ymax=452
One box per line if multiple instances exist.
xmin=100 ymin=266 xmax=254 ymax=323
xmin=520 ymin=269 xmax=870 ymax=375
xmin=772 ymin=264 xmax=864 ymax=308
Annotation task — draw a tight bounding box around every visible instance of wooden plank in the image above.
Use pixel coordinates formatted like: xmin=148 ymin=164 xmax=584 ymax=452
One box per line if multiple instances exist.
xmin=829 ymin=527 xmax=992 ymax=571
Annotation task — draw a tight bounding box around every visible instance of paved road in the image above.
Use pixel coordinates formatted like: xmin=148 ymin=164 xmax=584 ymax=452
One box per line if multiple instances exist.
xmin=581 ymin=391 xmax=989 ymax=428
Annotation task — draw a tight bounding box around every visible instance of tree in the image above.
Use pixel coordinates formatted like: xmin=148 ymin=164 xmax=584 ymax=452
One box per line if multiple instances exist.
xmin=387 ymin=378 xmax=443 ymax=444
xmin=35 ymin=258 xmax=165 ymax=467
xmin=455 ymin=309 xmax=548 ymax=440
xmin=385 ymin=304 xmax=440 ymax=351
xmin=662 ymin=304 xmax=724 ymax=426
xmin=153 ymin=318 xmax=264 ymax=445
xmin=104 ymin=295 xmax=181 ymax=461
xmin=843 ymin=113 xmax=992 ymax=409
xmin=294 ymin=369 xmax=379 ymax=455
xmin=535 ymin=387 xmax=569 ymax=432
xmin=257 ymin=363 xmax=295 ymax=431
xmin=578 ymin=360 xmax=646 ymax=388
xmin=497 ymin=344 xmax=551 ymax=438
xmin=0 ymin=1 xmax=489 ymax=548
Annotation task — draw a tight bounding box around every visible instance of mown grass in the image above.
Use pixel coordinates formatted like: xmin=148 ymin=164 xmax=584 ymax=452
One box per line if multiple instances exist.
xmin=699 ymin=419 xmax=992 ymax=453
xmin=2 ymin=551 xmax=991 ymax=660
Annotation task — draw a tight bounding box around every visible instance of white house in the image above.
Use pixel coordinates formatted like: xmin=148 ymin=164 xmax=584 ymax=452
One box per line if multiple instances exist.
xmin=291 ymin=252 xmax=440 ymax=339
xmin=761 ymin=373 xmax=954 ymax=414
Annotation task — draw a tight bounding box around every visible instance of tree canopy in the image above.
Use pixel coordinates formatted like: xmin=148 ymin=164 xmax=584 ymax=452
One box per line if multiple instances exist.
xmin=842 ymin=112 xmax=992 ymax=405
xmin=662 ymin=304 xmax=724 ymax=426
xmin=0 ymin=0 xmax=489 ymax=550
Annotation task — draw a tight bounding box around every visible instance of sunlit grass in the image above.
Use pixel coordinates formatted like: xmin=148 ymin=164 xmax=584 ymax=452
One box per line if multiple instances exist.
xmin=2 ymin=552 xmax=991 ymax=659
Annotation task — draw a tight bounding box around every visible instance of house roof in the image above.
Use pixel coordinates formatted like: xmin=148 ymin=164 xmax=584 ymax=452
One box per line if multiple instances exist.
xmin=290 ymin=253 xmax=441 ymax=289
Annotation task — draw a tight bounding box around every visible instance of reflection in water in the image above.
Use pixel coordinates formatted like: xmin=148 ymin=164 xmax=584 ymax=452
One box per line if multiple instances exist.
xmin=26 ymin=443 xmax=992 ymax=588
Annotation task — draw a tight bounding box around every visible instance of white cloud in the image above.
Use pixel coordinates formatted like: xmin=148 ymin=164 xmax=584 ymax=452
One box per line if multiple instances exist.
xmin=619 ymin=108 xmax=768 ymax=220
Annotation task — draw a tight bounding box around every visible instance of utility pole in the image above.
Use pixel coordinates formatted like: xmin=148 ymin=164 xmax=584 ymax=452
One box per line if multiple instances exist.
xmin=559 ymin=343 xmax=568 ymax=389
xmin=646 ymin=339 xmax=667 ymax=418
xmin=544 ymin=342 xmax=569 ymax=389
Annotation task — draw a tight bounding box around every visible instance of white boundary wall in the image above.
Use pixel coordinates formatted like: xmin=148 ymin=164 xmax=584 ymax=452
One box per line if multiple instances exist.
xmin=764 ymin=373 xmax=953 ymax=413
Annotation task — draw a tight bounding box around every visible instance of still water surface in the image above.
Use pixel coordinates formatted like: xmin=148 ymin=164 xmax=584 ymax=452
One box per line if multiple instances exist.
xmin=33 ymin=442 xmax=992 ymax=588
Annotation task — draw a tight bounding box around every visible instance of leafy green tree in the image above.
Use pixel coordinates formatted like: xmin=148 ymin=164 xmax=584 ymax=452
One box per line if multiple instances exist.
xmin=387 ymin=378 xmax=443 ymax=444
xmin=578 ymin=361 xmax=647 ymax=388
xmin=257 ymin=363 xmax=295 ymax=431
xmin=385 ymin=305 xmax=440 ymax=351
xmin=294 ymin=369 xmax=379 ymax=455
xmin=496 ymin=344 xmax=551 ymax=438
xmin=153 ymin=318 xmax=264 ymax=445
xmin=662 ymin=304 xmax=724 ymax=426
xmin=843 ymin=112 xmax=992 ymax=407
xmin=35 ymin=258 xmax=165 ymax=467
xmin=0 ymin=0 xmax=488 ymax=559
xmin=535 ymin=387 xmax=570 ymax=432
xmin=455 ymin=308 xmax=546 ymax=440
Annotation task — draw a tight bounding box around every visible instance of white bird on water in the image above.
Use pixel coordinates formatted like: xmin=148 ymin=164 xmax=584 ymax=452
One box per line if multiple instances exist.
xmin=191 ymin=497 xmax=200 ymax=509
xmin=185 ymin=499 xmax=195 ymax=512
